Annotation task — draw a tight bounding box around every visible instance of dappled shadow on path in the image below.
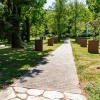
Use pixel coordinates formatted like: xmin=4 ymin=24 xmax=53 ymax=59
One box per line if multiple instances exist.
xmin=0 ymin=47 xmax=53 ymax=89
xmin=19 ymin=69 xmax=44 ymax=83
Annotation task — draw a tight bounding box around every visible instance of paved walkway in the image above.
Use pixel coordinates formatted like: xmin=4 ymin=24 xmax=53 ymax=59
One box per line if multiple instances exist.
xmin=0 ymin=38 xmax=86 ymax=100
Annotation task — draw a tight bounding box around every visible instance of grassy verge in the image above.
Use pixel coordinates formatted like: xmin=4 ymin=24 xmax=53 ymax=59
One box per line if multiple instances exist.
xmin=71 ymin=39 xmax=100 ymax=99
xmin=0 ymin=38 xmax=65 ymax=91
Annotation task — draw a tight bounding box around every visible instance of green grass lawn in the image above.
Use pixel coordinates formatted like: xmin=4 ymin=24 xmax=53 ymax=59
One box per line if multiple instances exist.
xmin=0 ymin=38 xmax=65 ymax=90
xmin=71 ymin=39 xmax=100 ymax=100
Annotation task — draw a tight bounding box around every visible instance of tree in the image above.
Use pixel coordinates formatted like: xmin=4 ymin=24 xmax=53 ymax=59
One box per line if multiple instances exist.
xmin=0 ymin=2 xmax=4 ymax=15
xmin=86 ymin=0 xmax=100 ymax=18
xmin=45 ymin=10 xmax=57 ymax=35
xmin=30 ymin=8 xmax=46 ymax=38
xmin=45 ymin=0 xmax=92 ymax=38
xmin=0 ymin=2 xmax=6 ymax=41
xmin=86 ymin=0 xmax=100 ymax=39
xmin=1 ymin=0 xmax=46 ymax=48
xmin=54 ymin=0 xmax=67 ymax=39
xmin=21 ymin=0 xmax=46 ymax=42
xmin=67 ymin=1 xmax=93 ymax=37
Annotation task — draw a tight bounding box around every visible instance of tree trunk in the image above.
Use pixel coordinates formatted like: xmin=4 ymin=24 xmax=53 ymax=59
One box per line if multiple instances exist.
xmin=11 ymin=2 xmax=23 ymax=48
xmin=57 ymin=11 xmax=61 ymax=40
xmin=25 ymin=17 xmax=30 ymax=42
xmin=57 ymin=0 xmax=62 ymax=40
xmin=1 ymin=0 xmax=4 ymax=3
xmin=75 ymin=0 xmax=78 ymax=38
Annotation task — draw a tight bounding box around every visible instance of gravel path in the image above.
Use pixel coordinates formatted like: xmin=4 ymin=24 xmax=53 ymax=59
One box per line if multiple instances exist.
xmin=12 ymin=38 xmax=80 ymax=93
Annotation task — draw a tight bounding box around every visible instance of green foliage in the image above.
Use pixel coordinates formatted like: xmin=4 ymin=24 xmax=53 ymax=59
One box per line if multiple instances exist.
xmin=0 ymin=3 xmax=4 ymax=16
xmin=42 ymin=1 xmax=94 ymax=38
xmin=1 ymin=0 xmax=99 ymax=45
xmin=66 ymin=2 xmax=93 ymax=37
xmin=54 ymin=0 xmax=67 ymax=37
xmin=45 ymin=10 xmax=57 ymax=34
xmin=96 ymin=35 xmax=100 ymax=40
xmin=86 ymin=0 xmax=100 ymax=17
xmin=0 ymin=0 xmax=46 ymax=47
xmin=89 ymin=17 xmax=100 ymax=39
xmin=89 ymin=18 xmax=100 ymax=30
xmin=30 ymin=8 xmax=46 ymax=36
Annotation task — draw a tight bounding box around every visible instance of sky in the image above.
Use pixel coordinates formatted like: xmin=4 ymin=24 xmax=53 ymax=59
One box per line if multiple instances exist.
xmin=44 ymin=0 xmax=55 ymax=9
xmin=44 ymin=0 xmax=86 ymax=9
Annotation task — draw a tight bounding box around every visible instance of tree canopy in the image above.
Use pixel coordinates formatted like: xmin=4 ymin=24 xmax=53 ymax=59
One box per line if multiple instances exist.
xmin=0 ymin=0 xmax=100 ymax=46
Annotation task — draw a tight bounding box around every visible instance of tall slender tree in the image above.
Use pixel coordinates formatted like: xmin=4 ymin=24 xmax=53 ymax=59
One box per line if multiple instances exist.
xmin=54 ymin=0 xmax=67 ymax=39
xmin=74 ymin=0 xmax=78 ymax=38
xmin=86 ymin=0 xmax=100 ymax=39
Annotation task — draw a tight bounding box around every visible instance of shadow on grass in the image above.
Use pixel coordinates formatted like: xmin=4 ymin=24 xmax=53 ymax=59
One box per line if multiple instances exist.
xmin=0 ymin=38 xmax=65 ymax=90
xmin=0 ymin=47 xmax=53 ymax=89
xmin=89 ymin=52 xmax=100 ymax=54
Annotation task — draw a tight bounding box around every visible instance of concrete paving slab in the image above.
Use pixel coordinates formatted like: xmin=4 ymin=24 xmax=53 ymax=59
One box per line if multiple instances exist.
xmin=0 ymin=87 xmax=16 ymax=100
